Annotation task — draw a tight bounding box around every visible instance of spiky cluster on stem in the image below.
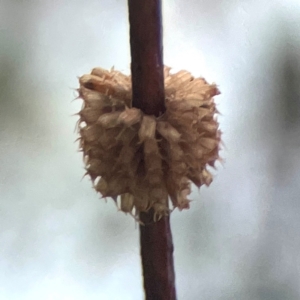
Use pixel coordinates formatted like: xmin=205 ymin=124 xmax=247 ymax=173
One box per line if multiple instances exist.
xmin=77 ymin=67 xmax=221 ymax=221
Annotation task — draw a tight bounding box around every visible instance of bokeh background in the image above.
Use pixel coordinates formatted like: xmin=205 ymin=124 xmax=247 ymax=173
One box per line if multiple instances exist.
xmin=1 ymin=1 xmax=300 ymax=299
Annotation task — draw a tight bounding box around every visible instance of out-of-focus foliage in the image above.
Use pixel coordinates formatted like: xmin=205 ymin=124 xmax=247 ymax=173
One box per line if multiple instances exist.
xmin=0 ymin=0 xmax=299 ymax=299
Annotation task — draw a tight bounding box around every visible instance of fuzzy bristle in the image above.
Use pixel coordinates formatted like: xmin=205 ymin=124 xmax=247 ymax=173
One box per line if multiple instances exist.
xmin=77 ymin=67 xmax=221 ymax=221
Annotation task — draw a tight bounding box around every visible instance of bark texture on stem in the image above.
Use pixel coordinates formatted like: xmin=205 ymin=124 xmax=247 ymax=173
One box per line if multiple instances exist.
xmin=139 ymin=210 xmax=176 ymax=300
xmin=128 ymin=0 xmax=166 ymax=117
xmin=128 ymin=0 xmax=177 ymax=299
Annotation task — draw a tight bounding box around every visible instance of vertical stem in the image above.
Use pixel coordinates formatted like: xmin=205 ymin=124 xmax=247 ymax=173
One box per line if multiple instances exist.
xmin=139 ymin=210 xmax=176 ymax=300
xmin=128 ymin=0 xmax=177 ymax=299
xmin=128 ymin=0 xmax=166 ymax=116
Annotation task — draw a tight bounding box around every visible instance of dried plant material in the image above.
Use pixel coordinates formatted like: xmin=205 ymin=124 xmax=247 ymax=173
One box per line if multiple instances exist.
xmin=156 ymin=121 xmax=181 ymax=143
xmin=79 ymin=87 xmax=111 ymax=109
xmin=120 ymin=193 xmax=135 ymax=213
xmin=138 ymin=115 xmax=156 ymax=142
xmin=119 ymin=107 xmax=142 ymax=127
xmin=115 ymin=144 xmax=137 ymax=166
xmin=77 ymin=66 xmax=221 ymax=221
xmin=79 ymin=125 xmax=102 ymax=143
xmin=97 ymin=111 xmax=122 ymax=128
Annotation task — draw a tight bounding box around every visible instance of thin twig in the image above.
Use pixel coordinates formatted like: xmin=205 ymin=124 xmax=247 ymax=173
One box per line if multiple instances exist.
xmin=128 ymin=0 xmax=166 ymax=117
xmin=128 ymin=0 xmax=177 ymax=299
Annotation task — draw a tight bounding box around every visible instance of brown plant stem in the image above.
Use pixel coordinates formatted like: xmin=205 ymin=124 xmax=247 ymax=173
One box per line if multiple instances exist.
xmin=128 ymin=0 xmax=166 ymax=116
xmin=128 ymin=0 xmax=177 ymax=299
